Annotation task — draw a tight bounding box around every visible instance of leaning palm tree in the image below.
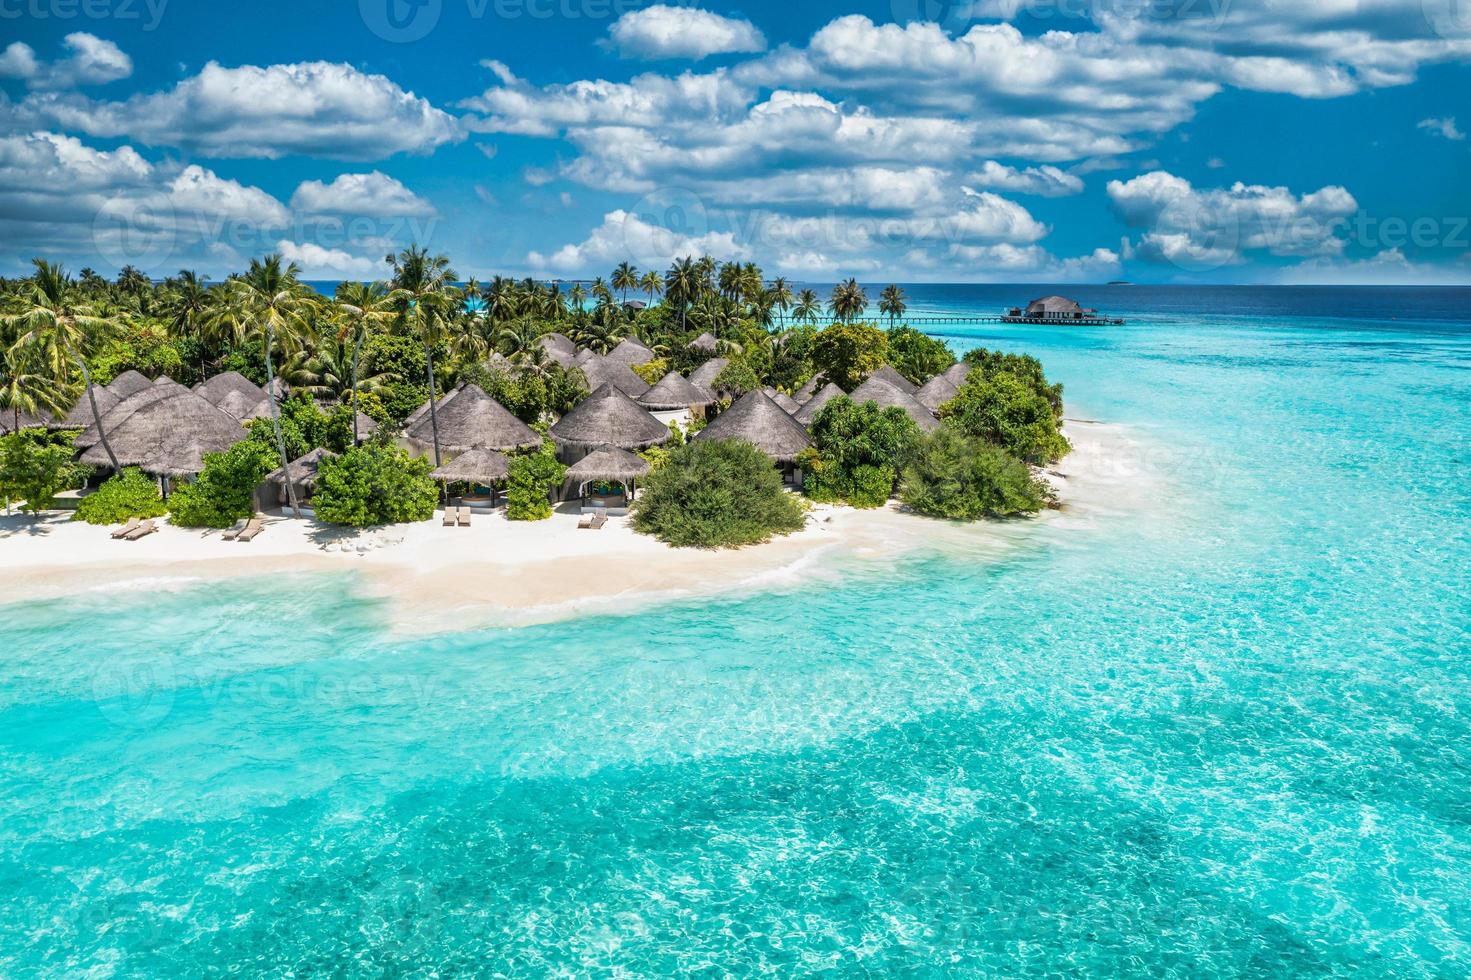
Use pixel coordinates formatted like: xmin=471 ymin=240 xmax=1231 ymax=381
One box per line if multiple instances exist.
xmin=333 ymin=280 xmax=395 ymax=445
xmin=879 ymin=284 xmax=907 ymax=328
xmin=386 ymin=245 xmax=459 ymax=469
xmin=227 ymin=254 xmax=317 ymax=518
xmin=5 ymin=259 xmax=122 ymax=471
xmin=611 ymin=261 xmax=638 ymax=306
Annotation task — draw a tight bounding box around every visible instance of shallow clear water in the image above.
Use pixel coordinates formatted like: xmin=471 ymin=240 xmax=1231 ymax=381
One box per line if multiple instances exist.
xmin=3 ymin=291 xmax=1470 ymax=975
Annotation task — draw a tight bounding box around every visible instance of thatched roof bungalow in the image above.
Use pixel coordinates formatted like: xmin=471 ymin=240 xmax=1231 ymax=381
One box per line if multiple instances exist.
xmin=58 ymin=386 xmax=122 ymax=429
xmin=578 ymin=354 xmax=651 ymax=398
xmin=762 ymin=387 xmax=800 ymax=414
xmin=78 ymin=389 xmax=248 ymax=476
xmin=792 ymin=382 xmax=845 ymax=426
xmin=551 ymin=383 xmax=671 ymax=455
xmin=639 ymin=371 xmax=713 ymax=412
xmin=687 ymin=357 xmax=729 ymax=396
xmin=537 ymin=332 xmax=579 ymax=366
xmin=430 ymin=448 xmax=510 ymax=485
xmin=402 ymin=383 xmax=539 ymax=454
xmin=848 ymin=377 xmax=941 ymax=432
xmin=915 ymin=374 xmax=960 ymax=414
xmin=864 ymin=364 xmax=919 ymax=395
xmin=106 ymin=370 xmax=153 ymax=400
xmin=693 ymin=390 xmax=812 ymax=463
xmin=264 ymin=447 xmax=336 ymax=507
xmin=75 ymin=381 xmax=189 ymax=449
xmin=793 ymin=375 xmax=823 ymax=404
xmin=941 ymin=362 xmax=972 ymax=388
xmin=687 ymin=332 xmax=719 ymax=354
xmin=605 ymin=337 xmax=656 ymax=366
xmin=194 ymin=371 xmax=271 ymax=422
xmin=563 ymin=445 xmax=650 ymax=500
xmin=1016 ymin=295 xmax=1094 ymax=320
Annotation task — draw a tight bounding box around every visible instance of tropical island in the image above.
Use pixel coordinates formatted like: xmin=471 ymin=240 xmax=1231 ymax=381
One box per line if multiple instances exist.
xmin=0 ymin=249 xmax=1090 ymax=617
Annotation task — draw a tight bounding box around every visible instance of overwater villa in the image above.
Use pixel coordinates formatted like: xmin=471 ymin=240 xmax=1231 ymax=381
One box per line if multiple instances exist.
xmin=1003 ymin=295 xmax=1125 ymax=325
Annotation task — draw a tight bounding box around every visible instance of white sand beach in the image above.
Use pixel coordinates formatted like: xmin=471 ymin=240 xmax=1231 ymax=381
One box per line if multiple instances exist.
xmin=0 ymin=420 xmax=1156 ymax=629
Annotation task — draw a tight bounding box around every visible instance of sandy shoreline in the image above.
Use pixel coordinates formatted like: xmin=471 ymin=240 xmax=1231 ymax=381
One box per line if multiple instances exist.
xmin=0 ymin=420 xmax=1153 ymax=629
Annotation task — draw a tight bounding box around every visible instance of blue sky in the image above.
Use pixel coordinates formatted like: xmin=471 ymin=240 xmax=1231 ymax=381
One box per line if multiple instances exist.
xmin=2 ymin=0 xmax=1469 ymax=283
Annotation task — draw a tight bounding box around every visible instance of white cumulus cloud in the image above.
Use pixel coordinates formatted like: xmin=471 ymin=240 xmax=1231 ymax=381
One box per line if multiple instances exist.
xmin=607 ymin=5 xmax=767 ymax=60
xmin=289 ymin=171 xmax=435 ymax=216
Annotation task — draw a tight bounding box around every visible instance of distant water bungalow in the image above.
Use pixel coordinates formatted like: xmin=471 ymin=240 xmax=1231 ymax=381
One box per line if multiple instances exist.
xmin=1003 ymin=295 xmax=1124 ymax=325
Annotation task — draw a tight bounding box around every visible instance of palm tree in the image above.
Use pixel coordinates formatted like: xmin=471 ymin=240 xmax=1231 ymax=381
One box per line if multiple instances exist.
xmin=164 ymin=269 xmax=212 ymax=382
xmin=769 ymin=277 xmax=793 ymax=327
xmin=0 ymin=344 xmax=70 ymax=434
xmin=638 ymin=270 xmax=662 ymax=308
xmin=284 ymin=341 xmax=396 ymax=403
xmin=567 ymin=283 xmax=588 ymax=326
xmin=496 ymin=317 xmax=544 ymax=363
xmin=227 ymin=254 xmax=317 ymax=518
xmin=332 ymin=280 xmax=395 ymax=444
xmin=879 ymin=284 xmax=907 ymax=328
xmin=611 ymin=262 xmax=638 ymax=306
xmin=386 ymin=245 xmax=458 ymax=470
xmin=793 ymin=289 xmax=820 ymax=325
xmin=664 ymin=257 xmax=699 ymax=333
xmin=829 ymin=278 xmax=868 ymax=324
xmin=483 ymin=275 xmax=517 ymax=323
xmin=5 ymin=259 xmax=122 ymax=471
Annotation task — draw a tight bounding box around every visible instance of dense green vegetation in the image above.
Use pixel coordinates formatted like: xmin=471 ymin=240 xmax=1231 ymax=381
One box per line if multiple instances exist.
xmin=168 ymin=438 xmax=278 ymax=528
xmin=74 ymin=468 xmax=167 ymax=525
xmin=506 ymin=439 xmax=567 ymax=521
xmin=2 ymin=250 xmax=1072 ymax=528
xmin=900 ymin=428 xmax=1050 ymax=519
xmin=802 ymin=397 xmax=920 ymax=508
xmin=0 ymin=431 xmax=85 ymax=514
xmin=632 ymin=439 xmax=806 ymax=548
xmin=313 ymin=445 xmax=438 ymax=527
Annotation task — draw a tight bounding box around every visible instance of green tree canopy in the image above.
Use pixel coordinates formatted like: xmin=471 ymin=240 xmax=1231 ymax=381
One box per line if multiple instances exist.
xmin=802 ymin=395 xmax=920 ymax=508
xmin=313 ymin=444 xmax=438 ymax=527
xmin=0 ymin=431 xmax=84 ymax=514
xmin=632 ymin=438 xmax=805 ymax=548
xmin=961 ymin=347 xmax=1064 ymax=413
xmin=811 ymin=322 xmax=887 ymax=390
xmin=74 ymin=468 xmax=167 ymax=525
xmin=942 ymin=371 xmax=1071 ymax=465
xmin=506 ymin=438 xmax=567 ymax=521
xmin=885 ymin=326 xmax=955 ymax=385
xmin=168 ymin=437 xmax=278 ymax=528
xmin=900 ymin=427 xmax=1049 ymax=519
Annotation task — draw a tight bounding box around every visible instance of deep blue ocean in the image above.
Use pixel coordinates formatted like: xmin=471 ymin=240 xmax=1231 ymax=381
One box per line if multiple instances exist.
xmin=3 ymin=285 xmax=1469 ymax=975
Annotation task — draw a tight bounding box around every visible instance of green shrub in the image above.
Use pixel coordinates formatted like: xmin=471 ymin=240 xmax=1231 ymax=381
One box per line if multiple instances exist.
xmin=632 ymin=438 xmax=805 ymax=548
xmin=801 ymin=396 xmax=918 ymax=508
xmin=0 ymin=431 xmax=85 ymax=514
xmin=900 ymin=427 xmax=1049 ymax=519
xmin=712 ymin=360 xmax=760 ymax=395
xmin=74 ymin=468 xmax=167 ymax=524
xmin=506 ymin=439 xmax=567 ymax=521
xmin=168 ymin=439 xmax=277 ymax=527
xmin=313 ymin=445 xmax=438 ymax=527
xmin=961 ymin=347 xmax=1064 ymax=413
xmin=942 ymin=371 xmax=1070 ymax=465
xmin=811 ymin=322 xmax=888 ymax=390
xmin=885 ymin=326 xmax=955 ymax=385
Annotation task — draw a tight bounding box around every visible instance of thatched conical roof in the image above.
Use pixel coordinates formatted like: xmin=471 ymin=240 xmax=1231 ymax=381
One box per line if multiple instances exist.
xmin=915 ymin=374 xmax=960 ymax=413
xmin=942 ymin=361 xmax=972 ymax=388
xmin=78 ymin=390 xmax=248 ymax=475
xmin=687 ymin=357 xmax=729 ymax=395
xmin=537 ymin=333 xmax=578 ymax=366
xmin=402 ymin=386 xmax=458 ymax=431
xmin=403 ymin=383 xmax=539 ymax=453
xmin=578 ymin=355 xmax=651 ymax=398
xmin=106 ymin=370 xmax=153 ymax=400
xmin=354 ymin=412 xmax=378 ymax=441
xmin=76 ymin=383 xmax=186 ymax=448
xmin=605 ymin=337 xmax=656 ymax=365
xmin=639 ymin=371 xmax=712 ymax=411
xmin=194 ymin=371 xmax=271 ymax=421
xmin=57 ymin=385 xmax=121 ymax=428
xmin=792 ymin=383 xmax=846 ymax=426
xmin=565 ymin=446 xmax=649 ymax=484
xmin=865 ymin=364 xmax=919 ymax=395
xmin=793 ymin=375 xmax=823 ymax=404
xmin=266 ymin=447 xmax=336 ymax=490
xmin=762 ymin=387 xmax=800 ymax=414
xmin=551 ymin=383 xmax=672 ymax=451
xmin=688 ymin=332 xmax=718 ymax=354
xmin=430 ymin=448 xmax=509 ymax=484
xmin=848 ymin=377 xmax=940 ymax=432
xmin=0 ymin=409 xmax=50 ymax=433
xmin=693 ymin=390 xmax=813 ymax=463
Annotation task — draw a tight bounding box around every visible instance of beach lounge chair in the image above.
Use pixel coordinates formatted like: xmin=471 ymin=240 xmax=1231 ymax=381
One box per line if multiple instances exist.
xmin=590 ymin=513 xmax=607 ymax=530
xmin=443 ymin=507 xmax=457 ymax=527
xmin=221 ymin=517 xmax=249 ymax=540
xmin=236 ymin=518 xmax=264 ymax=542
xmin=110 ymin=517 xmax=140 ymax=539
xmin=122 ymin=519 xmax=157 ymax=541
xmin=457 ymin=506 xmax=472 ymax=527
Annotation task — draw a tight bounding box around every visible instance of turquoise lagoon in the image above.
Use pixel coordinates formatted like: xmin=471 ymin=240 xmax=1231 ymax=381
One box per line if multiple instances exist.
xmin=2 ymin=287 xmax=1469 ymax=975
